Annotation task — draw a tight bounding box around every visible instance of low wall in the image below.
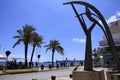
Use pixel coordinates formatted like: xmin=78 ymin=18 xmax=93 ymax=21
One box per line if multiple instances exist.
xmin=73 ymin=70 xmax=107 ymax=80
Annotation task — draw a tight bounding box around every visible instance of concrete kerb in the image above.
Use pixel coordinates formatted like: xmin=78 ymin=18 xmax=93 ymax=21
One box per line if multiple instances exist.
xmin=47 ymin=76 xmax=72 ymax=80
xmin=0 ymin=71 xmax=5 ymax=75
xmin=0 ymin=67 xmax=69 ymax=75
xmin=38 ymin=67 xmax=69 ymax=72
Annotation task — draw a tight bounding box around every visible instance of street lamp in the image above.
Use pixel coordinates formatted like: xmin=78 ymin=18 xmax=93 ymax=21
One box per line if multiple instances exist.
xmin=37 ymin=54 xmax=41 ymax=67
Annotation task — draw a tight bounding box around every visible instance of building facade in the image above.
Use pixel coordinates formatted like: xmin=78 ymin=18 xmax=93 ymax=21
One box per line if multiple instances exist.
xmin=99 ymin=20 xmax=120 ymax=67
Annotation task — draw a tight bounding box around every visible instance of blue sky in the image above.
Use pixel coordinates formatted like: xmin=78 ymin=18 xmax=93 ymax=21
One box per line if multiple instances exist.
xmin=0 ymin=0 xmax=120 ymax=62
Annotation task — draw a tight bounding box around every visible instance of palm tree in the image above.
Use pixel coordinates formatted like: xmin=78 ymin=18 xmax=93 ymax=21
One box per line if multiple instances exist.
xmin=13 ymin=24 xmax=35 ymax=68
xmin=29 ymin=32 xmax=43 ymax=68
xmin=44 ymin=40 xmax=64 ymax=67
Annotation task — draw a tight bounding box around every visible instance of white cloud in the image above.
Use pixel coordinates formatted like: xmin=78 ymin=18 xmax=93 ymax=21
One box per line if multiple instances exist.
xmin=106 ymin=10 xmax=120 ymax=24
xmin=106 ymin=15 xmax=118 ymax=24
xmin=73 ymin=38 xmax=86 ymax=43
xmin=117 ymin=11 xmax=120 ymax=16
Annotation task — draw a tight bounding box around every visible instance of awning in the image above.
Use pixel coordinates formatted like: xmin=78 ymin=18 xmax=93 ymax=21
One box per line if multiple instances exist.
xmin=0 ymin=54 xmax=6 ymax=59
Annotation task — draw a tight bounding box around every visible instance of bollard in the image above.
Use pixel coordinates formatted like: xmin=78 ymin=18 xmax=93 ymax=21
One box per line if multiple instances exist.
xmin=32 ymin=79 xmax=37 ymax=80
xmin=51 ymin=76 xmax=56 ymax=80
xmin=69 ymin=74 xmax=72 ymax=78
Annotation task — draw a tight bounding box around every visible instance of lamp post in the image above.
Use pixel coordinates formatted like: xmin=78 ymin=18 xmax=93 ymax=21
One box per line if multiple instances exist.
xmin=5 ymin=51 xmax=11 ymax=69
xmin=5 ymin=51 xmax=11 ymax=62
xmin=66 ymin=58 xmax=68 ymax=67
xmin=37 ymin=54 xmax=41 ymax=67
xmin=100 ymin=56 xmax=104 ymax=67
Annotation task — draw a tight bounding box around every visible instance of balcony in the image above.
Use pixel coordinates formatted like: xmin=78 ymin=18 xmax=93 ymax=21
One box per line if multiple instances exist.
xmin=99 ymin=38 xmax=120 ymax=47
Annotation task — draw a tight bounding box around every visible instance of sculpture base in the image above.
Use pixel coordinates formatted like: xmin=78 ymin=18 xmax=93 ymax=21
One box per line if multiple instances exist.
xmin=73 ymin=70 xmax=107 ymax=80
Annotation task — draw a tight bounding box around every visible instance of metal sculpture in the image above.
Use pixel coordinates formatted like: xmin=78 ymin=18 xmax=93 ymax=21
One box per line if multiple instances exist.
xmin=63 ymin=1 xmax=120 ymax=71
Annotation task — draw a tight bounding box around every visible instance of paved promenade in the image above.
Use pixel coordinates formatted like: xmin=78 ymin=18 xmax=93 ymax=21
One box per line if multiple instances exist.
xmin=0 ymin=67 xmax=74 ymax=80
xmin=0 ymin=66 xmax=112 ymax=80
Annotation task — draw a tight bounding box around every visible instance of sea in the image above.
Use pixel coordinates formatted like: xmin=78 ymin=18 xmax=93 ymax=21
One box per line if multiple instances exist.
xmin=0 ymin=60 xmax=84 ymax=67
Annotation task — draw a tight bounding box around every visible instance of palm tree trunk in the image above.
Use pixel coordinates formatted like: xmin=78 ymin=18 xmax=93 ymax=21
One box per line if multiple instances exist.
xmin=84 ymin=33 xmax=93 ymax=71
xmin=52 ymin=50 xmax=55 ymax=67
xmin=30 ymin=46 xmax=36 ymax=68
xmin=25 ymin=44 xmax=28 ymax=68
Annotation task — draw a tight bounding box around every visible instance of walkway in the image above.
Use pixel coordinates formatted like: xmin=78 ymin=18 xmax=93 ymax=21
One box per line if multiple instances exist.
xmin=0 ymin=67 xmax=74 ymax=80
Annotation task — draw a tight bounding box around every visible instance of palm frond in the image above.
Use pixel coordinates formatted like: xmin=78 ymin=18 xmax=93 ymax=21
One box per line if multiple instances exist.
xmin=44 ymin=44 xmax=50 ymax=47
xmin=56 ymin=46 xmax=64 ymax=55
xmin=13 ymin=36 xmax=21 ymax=39
xmin=45 ymin=47 xmax=51 ymax=53
xmin=13 ymin=39 xmax=22 ymax=48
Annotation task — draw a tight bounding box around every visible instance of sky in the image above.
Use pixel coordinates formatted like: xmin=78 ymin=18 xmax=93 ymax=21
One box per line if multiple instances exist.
xmin=0 ymin=0 xmax=120 ymax=62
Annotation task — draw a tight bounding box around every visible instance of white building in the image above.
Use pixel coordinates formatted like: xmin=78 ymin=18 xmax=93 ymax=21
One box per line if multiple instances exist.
xmin=99 ymin=20 xmax=120 ymax=67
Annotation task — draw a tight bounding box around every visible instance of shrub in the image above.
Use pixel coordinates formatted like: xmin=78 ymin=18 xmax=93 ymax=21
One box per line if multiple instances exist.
xmin=5 ymin=69 xmax=38 ymax=74
xmin=41 ymin=65 xmax=44 ymax=70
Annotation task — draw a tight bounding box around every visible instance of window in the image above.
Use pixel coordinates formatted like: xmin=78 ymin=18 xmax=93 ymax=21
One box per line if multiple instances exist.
xmin=116 ymin=22 xmax=118 ymax=25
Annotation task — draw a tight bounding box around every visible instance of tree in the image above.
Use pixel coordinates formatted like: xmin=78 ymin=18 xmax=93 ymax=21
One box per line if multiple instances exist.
xmin=92 ymin=47 xmax=106 ymax=66
xmin=44 ymin=40 xmax=64 ymax=67
xmin=92 ymin=48 xmax=99 ymax=58
xmin=13 ymin=24 xmax=35 ymax=68
xmin=97 ymin=47 xmax=106 ymax=55
xmin=92 ymin=47 xmax=106 ymax=58
xmin=29 ymin=32 xmax=43 ymax=68
xmin=92 ymin=48 xmax=100 ymax=66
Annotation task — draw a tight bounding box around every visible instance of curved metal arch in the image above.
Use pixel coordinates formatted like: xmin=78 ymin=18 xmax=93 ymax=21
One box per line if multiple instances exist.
xmin=78 ymin=13 xmax=110 ymax=46
xmin=63 ymin=1 xmax=120 ymax=70
xmin=79 ymin=13 xmax=105 ymax=31
xmin=63 ymin=1 xmax=111 ymax=36
xmin=63 ymin=1 xmax=112 ymax=37
xmin=80 ymin=13 xmax=113 ymax=49
xmin=70 ymin=1 xmax=109 ymax=40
